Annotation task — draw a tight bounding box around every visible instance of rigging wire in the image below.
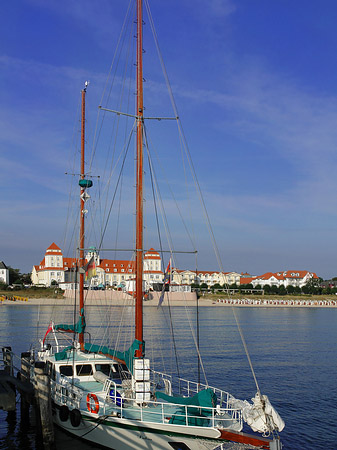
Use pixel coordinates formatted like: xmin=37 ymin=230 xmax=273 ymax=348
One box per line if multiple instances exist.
xmin=145 ymin=0 xmax=260 ymax=392
xmin=144 ymin=135 xmax=181 ymax=379
xmin=232 ymin=307 xmax=261 ymax=394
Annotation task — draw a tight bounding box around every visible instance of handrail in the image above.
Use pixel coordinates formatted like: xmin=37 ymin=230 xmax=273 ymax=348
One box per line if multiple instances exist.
xmin=108 ymin=396 xmax=242 ymax=429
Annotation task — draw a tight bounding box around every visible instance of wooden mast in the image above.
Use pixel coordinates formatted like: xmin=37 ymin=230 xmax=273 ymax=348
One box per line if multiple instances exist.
xmin=135 ymin=0 xmax=144 ymax=357
xmin=79 ymin=83 xmax=87 ymax=350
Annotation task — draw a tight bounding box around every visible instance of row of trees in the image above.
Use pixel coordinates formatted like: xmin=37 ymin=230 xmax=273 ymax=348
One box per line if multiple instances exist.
xmin=0 ymin=267 xmax=31 ymax=289
xmin=192 ymin=281 xmax=336 ymax=296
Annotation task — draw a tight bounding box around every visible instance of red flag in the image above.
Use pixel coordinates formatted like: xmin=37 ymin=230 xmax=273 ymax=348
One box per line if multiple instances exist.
xmin=43 ymin=321 xmax=54 ymax=345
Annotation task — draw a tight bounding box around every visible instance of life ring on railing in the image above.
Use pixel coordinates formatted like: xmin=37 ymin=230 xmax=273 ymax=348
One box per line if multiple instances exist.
xmin=86 ymin=393 xmax=99 ymax=414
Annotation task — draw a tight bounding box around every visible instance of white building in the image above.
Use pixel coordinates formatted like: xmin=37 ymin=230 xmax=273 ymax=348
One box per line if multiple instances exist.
xmin=31 ymin=243 xmax=242 ymax=290
xmin=171 ymin=269 xmax=241 ymax=287
xmin=241 ymin=270 xmax=319 ymax=289
xmin=0 ymin=261 xmax=9 ymax=285
xmin=31 ymin=243 xmax=164 ymax=289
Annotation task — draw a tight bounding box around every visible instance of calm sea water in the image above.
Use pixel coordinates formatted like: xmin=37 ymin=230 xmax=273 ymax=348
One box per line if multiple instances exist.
xmin=0 ymin=303 xmax=336 ymax=450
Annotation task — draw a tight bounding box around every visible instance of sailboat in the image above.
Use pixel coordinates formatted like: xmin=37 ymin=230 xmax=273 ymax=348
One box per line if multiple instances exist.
xmin=32 ymin=1 xmax=285 ymax=449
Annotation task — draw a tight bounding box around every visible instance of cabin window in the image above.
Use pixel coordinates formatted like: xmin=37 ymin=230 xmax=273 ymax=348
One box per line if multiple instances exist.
xmin=95 ymin=364 xmax=112 ymax=376
xmin=118 ymin=363 xmax=131 ymax=380
xmin=46 ymin=361 xmax=56 ymax=381
xmin=76 ymin=364 xmax=93 ymax=376
xmin=60 ymin=365 xmax=73 ymax=376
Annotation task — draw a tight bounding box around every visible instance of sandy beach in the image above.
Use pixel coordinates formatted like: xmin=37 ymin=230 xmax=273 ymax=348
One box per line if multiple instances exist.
xmin=1 ymin=294 xmax=337 ymax=307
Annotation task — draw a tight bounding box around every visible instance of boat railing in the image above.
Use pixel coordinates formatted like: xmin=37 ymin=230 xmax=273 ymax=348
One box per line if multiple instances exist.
xmin=106 ymin=395 xmax=242 ymax=430
xmin=50 ymin=375 xmax=83 ymax=410
xmin=177 ymin=378 xmax=232 ymax=409
xmin=151 ymin=369 xmax=172 ymax=395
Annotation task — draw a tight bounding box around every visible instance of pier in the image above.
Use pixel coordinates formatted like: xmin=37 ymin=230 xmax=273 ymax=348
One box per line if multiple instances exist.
xmin=0 ymin=347 xmax=55 ymax=449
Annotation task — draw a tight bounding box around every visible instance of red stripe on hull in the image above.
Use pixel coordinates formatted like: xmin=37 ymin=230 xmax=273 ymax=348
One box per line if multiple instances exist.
xmin=219 ymin=429 xmax=271 ymax=449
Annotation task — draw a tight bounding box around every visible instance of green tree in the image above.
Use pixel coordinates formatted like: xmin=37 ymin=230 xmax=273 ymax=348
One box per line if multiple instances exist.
xmin=286 ymin=285 xmax=294 ymax=294
xmin=213 ymin=283 xmax=222 ymax=291
xmin=21 ymin=273 xmax=32 ymax=284
xmin=264 ymin=285 xmax=271 ymax=294
xmin=8 ymin=267 xmax=21 ymax=284
xmin=302 ymin=285 xmax=310 ymax=294
xmin=279 ymin=284 xmax=287 ymax=295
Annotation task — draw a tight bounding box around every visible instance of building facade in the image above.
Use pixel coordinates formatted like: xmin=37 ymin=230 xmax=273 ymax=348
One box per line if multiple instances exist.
xmin=0 ymin=261 xmax=9 ymax=285
xmin=171 ymin=269 xmax=241 ymax=287
xmin=31 ymin=243 xmax=242 ymax=290
xmin=31 ymin=243 xmax=164 ymax=289
xmin=240 ymin=270 xmax=318 ymax=288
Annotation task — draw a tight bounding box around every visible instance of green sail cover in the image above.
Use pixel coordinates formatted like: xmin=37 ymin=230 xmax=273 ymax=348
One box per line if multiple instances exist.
xmin=156 ymin=388 xmax=217 ymax=427
xmin=55 ymin=346 xmax=73 ymax=361
xmin=83 ymin=339 xmax=144 ymax=374
xmin=55 ymin=309 xmax=86 ymax=334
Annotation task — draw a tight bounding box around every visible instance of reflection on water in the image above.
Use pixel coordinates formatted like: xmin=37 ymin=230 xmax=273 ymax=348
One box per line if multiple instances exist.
xmin=1 ymin=304 xmax=337 ymax=449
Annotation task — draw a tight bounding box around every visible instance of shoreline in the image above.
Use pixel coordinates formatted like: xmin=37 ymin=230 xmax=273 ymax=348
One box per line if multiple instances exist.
xmin=1 ymin=296 xmax=337 ymax=308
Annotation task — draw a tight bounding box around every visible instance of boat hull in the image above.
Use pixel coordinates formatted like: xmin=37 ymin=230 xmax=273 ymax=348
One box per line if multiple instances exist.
xmin=53 ymin=406 xmax=237 ymax=450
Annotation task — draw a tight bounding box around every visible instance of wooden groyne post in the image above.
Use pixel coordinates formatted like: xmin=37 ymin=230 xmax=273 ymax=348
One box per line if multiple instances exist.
xmin=20 ymin=352 xmax=32 ymax=418
xmin=34 ymin=361 xmax=55 ymax=450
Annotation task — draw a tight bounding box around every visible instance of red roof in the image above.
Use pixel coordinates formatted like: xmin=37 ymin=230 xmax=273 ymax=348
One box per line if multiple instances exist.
xmin=45 ymin=243 xmax=62 ymax=254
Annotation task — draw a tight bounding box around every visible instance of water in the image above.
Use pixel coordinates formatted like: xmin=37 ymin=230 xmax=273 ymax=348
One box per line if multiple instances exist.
xmin=0 ymin=303 xmax=336 ymax=449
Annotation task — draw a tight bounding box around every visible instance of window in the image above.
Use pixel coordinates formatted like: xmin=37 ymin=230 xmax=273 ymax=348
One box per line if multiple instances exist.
xmin=60 ymin=365 xmax=73 ymax=376
xmin=76 ymin=364 xmax=93 ymax=376
xmin=95 ymin=364 xmax=112 ymax=376
xmin=121 ymin=269 xmax=124 ymax=272
xmin=114 ymin=269 xmax=117 ymax=272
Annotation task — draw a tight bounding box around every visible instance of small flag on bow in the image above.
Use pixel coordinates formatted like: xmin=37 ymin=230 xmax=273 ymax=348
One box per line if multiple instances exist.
xmin=43 ymin=321 xmax=54 ymax=345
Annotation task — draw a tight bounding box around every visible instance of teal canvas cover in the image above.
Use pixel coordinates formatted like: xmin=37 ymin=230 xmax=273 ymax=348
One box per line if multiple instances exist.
xmin=156 ymin=388 xmax=217 ymax=427
xmin=84 ymin=339 xmax=144 ymax=374
xmin=54 ymin=346 xmax=73 ymax=361
xmin=55 ymin=308 xmax=86 ymax=334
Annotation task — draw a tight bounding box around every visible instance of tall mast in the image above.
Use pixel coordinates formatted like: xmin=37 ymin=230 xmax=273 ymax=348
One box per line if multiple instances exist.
xmin=135 ymin=0 xmax=144 ymax=356
xmin=79 ymin=83 xmax=87 ymax=350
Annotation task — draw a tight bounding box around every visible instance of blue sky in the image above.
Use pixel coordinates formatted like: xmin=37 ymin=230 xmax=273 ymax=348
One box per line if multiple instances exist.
xmin=2 ymin=0 xmax=337 ymax=279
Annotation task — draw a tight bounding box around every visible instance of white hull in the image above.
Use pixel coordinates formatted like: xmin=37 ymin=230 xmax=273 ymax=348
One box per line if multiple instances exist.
xmin=53 ymin=407 xmax=225 ymax=450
